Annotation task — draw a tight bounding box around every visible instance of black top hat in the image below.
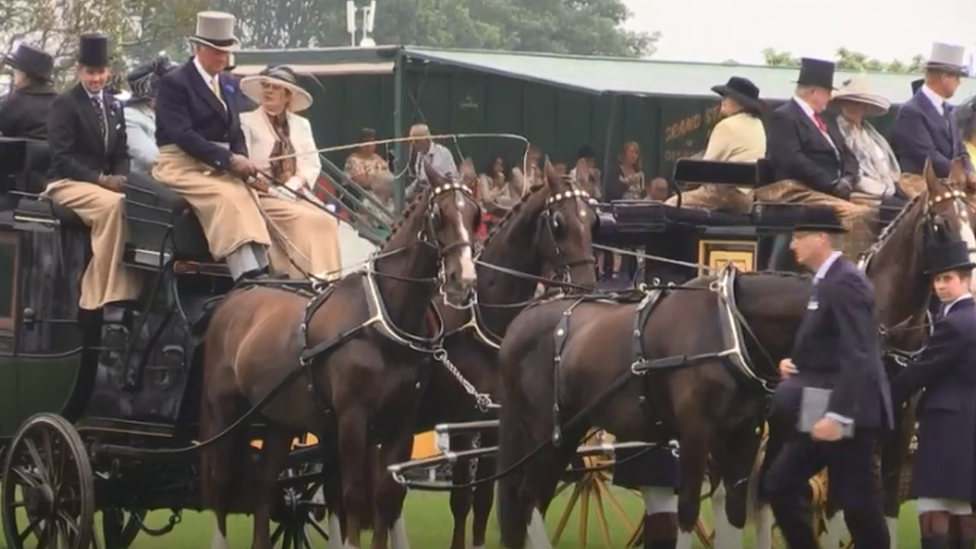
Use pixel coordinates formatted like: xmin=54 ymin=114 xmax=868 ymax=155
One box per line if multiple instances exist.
xmin=78 ymin=33 xmax=110 ymax=68
xmin=795 ymin=58 xmax=836 ymax=90
xmin=3 ymin=43 xmax=54 ymax=81
xmin=793 ymin=206 xmax=847 ymax=233
xmin=711 ymin=76 xmax=765 ymax=116
xmin=925 ymin=241 xmax=976 ymax=275
xmin=911 ymin=79 xmax=924 ymax=95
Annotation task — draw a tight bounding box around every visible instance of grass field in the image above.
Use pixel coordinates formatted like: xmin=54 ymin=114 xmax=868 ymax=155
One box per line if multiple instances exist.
xmin=3 ymin=486 xmax=924 ymax=548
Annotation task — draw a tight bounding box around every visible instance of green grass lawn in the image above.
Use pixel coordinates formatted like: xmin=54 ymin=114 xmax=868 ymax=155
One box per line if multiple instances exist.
xmin=4 ymin=485 xmax=924 ymax=548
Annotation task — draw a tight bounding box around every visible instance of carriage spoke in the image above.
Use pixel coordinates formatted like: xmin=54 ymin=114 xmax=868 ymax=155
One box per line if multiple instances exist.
xmin=22 ymin=439 xmax=49 ymax=484
xmin=270 ymin=522 xmax=286 ymax=545
xmin=591 ymin=480 xmax=613 ymax=547
xmin=17 ymin=516 xmax=44 ymax=544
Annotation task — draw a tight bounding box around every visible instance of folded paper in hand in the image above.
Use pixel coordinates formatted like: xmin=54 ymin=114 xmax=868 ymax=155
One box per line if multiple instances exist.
xmin=799 ymin=387 xmax=854 ymax=438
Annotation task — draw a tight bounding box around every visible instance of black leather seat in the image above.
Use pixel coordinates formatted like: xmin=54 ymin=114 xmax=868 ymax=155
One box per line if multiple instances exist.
xmin=14 ymin=196 xmax=86 ymax=227
xmin=123 ymin=173 xmax=212 ymax=261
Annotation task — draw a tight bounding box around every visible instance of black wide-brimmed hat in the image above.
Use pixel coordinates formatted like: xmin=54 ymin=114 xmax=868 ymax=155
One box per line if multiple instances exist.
xmin=793 ymin=206 xmax=847 ymax=234
xmin=78 ymin=33 xmax=110 ymax=68
xmin=925 ymin=241 xmax=976 ymax=275
xmin=711 ymin=76 xmax=765 ymax=115
xmin=3 ymin=43 xmax=54 ymax=81
xmin=794 ymin=58 xmax=836 ymax=90
xmin=126 ymin=54 xmax=178 ymax=104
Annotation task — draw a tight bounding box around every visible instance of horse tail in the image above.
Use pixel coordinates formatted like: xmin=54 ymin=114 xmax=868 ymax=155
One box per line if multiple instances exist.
xmin=496 ymin=338 xmax=549 ymax=549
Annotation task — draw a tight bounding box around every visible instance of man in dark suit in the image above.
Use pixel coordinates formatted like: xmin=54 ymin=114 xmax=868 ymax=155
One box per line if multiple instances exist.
xmin=764 ymin=207 xmax=893 ymax=549
xmin=153 ymin=11 xmax=272 ymax=282
xmin=767 ymin=58 xmax=860 ymax=200
xmin=44 ymin=33 xmax=142 ymax=314
xmin=0 ymin=43 xmax=57 ymax=139
xmin=892 ymin=42 xmax=975 ymax=182
xmin=890 ymin=241 xmax=976 ymax=549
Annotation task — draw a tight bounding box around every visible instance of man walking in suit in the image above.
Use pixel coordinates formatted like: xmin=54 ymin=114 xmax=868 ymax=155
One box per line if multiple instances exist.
xmin=44 ymin=33 xmax=142 ymax=314
xmin=0 ymin=43 xmax=57 ymax=139
xmin=763 ymin=206 xmax=893 ymax=549
xmin=890 ymin=241 xmax=976 ymax=549
xmin=892 ymin=42 xmax=975 ymax=182
xmin=153 ymin=11 xmax=273 ymax=281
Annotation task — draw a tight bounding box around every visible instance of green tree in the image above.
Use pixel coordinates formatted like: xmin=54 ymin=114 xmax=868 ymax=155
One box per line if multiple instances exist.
xmin=213 ymin=0 xmax=659 ymax=57
xmin=763 ymin=47 xmax=923 ymax=74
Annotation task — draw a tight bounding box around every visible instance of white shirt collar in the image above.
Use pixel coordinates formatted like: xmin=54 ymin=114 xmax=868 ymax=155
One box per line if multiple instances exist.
xmin=943 ymin=293 xmax=973 ymax=315
xmin=814 ymin=251 xmax=843 ymax=282
xmin=193 ymin=57 xmax=218 ymax=86
xmin=921 ymin=84 xmax=947 ymax=116
xmin=793 ymin=96 xmax=817 ymax=119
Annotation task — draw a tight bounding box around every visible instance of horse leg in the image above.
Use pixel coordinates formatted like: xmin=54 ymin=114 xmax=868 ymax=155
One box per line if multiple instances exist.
xmin=448 ymin=433 xmax=473 ymax=549
xmin=675 ymin=427 xmax=713 ymax=549
xmin=204 ymin=392 xmax=246 ymax=549
xmin=470 ymin=430 xmax=497 ymax=549
xmin=338 ymin=405 xmax=370 ymax=549
xmin=712 ymin=425 xmax=765 ymax=549
xmin=372 ymin=424 xmax=417 ymax=549
xmin=251 ymin=429 xmax=295 ymax=549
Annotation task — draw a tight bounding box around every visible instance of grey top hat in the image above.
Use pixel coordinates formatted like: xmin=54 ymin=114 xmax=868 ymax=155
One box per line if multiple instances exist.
xmin=925 ymin=42 xmax=968 ymax=76
xmin=188 ymin=11 xmax=240 ymax=52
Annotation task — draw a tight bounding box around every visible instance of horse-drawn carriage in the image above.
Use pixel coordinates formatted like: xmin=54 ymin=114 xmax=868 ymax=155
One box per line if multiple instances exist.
xmin=0 ymin=136 xmax=335 ymax=549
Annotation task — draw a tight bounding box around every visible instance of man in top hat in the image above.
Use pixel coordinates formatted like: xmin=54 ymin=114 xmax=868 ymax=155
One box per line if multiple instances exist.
xmin=44 ymin=33 xmax=143 ymax=315
xmin=763 ymin=206 xmax=893 ymax=549
xmin=153 ymin=11 xmax=274 ymax=282
xmin=890 ymin=240 xmax=976 ymax=549
xmin=892 ymin=42 xmax=975 ymax=182
xmin=124 ymin=53 xmax=177 ymax=173
xmin=0 ymin=43 xmax=57 ymax=139
xmin=766 ymin=58 xmax=861 ymax=200
xmin=666 ymin=75 xmax=767 ymax=213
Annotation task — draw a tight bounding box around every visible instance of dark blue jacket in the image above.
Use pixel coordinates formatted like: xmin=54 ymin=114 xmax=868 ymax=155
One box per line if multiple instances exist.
xmin=892 ymin=91 xmax=974 ymax=178
xmin=784 ymin=257 xmax=893 ymax=430
xmin=891 ymin=296 xmax=976 ymax=502
xmin=154 ymin=59 xmax=246 ymax=172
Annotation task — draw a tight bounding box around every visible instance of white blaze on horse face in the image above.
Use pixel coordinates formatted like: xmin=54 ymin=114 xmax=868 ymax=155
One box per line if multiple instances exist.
xmin=956 ymin=202 xmax=976 ymax=293
xmin=455 ymin=196 xmax=477 ymax=285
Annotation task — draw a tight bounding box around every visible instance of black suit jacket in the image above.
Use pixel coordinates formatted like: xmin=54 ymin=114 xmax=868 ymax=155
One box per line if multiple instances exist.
xmin=786 ymin=257 xmax=893 ymax=429
xmin=892 ymin=92 xmax=974 ymax=177
xmin=46 ymin=83 xmax=129 ymax=184
xmin=155 ymin=60 xmax=247 ymax=172
xmin=767 ymin=99 xmax=860 ymax=195
xmin=0 ymin=83 xmax=57 ymax=140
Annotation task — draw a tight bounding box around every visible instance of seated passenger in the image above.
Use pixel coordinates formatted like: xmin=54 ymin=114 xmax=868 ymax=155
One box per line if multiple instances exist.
xmin=614 ymin=141 xmax=645 ymax=200
xmin=892 ymin=42 xmax=975 ymax=183
xmin=0 ymin=43 xmax=57 ymax=139
xmin=830 ymin=76 xmax=909 ymax=219
xmin=239 ymin=65 xmax=342 ymax=280
xmin=478 ymin=155 xmax=519 ymax=214
xmin=123 ymin=54 xmax=177 ymax=173
xmin=666 ymin=76 xmax=766 ymax=213
xmin=44 ymin=33 xmax=142 ymax=313
xmin=757 ymin=58 xmax=882 ymax=258
xmin=344 ymin=127 xmax=394 ymax=216
xmin=405 ymin=123 xmax=458 ymax=201
xmin=960 ymin=97 xmax=976 ymax=166
xmin=153 ymin=11 xmax=273 ymax=282
xmin=569 ymin=145 xmax=602 ymax=199
xmin=511 ymin=144 xmax=544 ymax=191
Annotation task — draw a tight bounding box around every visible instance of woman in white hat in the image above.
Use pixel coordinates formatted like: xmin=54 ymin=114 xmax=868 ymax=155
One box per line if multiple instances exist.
xmin=831 ymin=75 xmax=904 ymax=203
xmin=240 ymin=65 xmax=342 ymax=280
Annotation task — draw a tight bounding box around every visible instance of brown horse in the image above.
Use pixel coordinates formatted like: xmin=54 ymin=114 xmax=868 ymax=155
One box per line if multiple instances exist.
xmin=199 ymin=164 xmax=482 ymax=549
xmin=494 ymin=267 xmax=810 ymax=549
xmin=752 ymin=158 xmax=976 ymax=548
xmin=369 ymin=164 xmax=599 ymax=549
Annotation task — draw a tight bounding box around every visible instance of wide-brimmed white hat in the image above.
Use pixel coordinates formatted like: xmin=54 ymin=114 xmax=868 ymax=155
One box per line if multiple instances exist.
xmin=188 ymin=11 xmax=240 ymax=52
xmin=240 ymin=65 xmax=313 ymax=112
xmin=830 ymin=75 xmax=890 ymax=118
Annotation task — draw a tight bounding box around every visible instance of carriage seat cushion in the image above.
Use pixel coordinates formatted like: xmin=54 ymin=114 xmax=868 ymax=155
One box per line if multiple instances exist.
xmin=124 ymin=172 xmax=193 ymax=217
xmin=15 ymin=196 xmax=86 ymax=228
xmin=123 ymin=172 xmax=211 ymax=260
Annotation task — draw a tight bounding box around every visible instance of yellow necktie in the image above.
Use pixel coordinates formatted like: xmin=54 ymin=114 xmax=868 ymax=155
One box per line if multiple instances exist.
xmin=211 ymin=78 xmax=226 ymax=109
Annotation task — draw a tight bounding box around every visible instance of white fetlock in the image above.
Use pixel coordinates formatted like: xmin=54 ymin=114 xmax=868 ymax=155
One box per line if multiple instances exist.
xmin=676 ymin=530 xmax=694 ymax=549
xmin=887 ymin=517 xmax=899 ymax=549
xmin=390 ymin=517 xmax=411 ymax=549
xmin=821 ymin=511 xmax=848 ymax=548
xmin=753 ymin=505 xmax=774 ymax=549
xmin=327 ymin=513 xmax=344 ymax=549
xmin=711 ymin=484 xmax=744 ymax=549
xmin=526 ymin=508 xmax=552 ymax=549
xmin=210 ymin=523 xmax=230 ymax=549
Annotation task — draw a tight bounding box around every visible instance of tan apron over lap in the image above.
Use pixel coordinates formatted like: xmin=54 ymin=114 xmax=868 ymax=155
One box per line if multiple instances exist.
xmin=44 ymin=180 xmax=142 ymax=310
xmin=152 ymin=145 xmax=271 ymax=259
xmin=259 ymin=195 xmax=342 ymax=280
xmin=753 ymin=180 xmax=880 ymax=260
xmin=665 ymin=185 xmax=753 ymax=214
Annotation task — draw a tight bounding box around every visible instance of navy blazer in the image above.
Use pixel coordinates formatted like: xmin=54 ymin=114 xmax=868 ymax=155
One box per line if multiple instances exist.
xmin=786 ymin=258 xmax=893 ymax=429
xmin=47 ymin=83 xmax=129 ymax=184
xmin=154 ymin=59 xmax=246 ymax=172
xmin=766 ymin=100 xmax=860 ymax=196
xmin=892 ymin=92 xmax=974 ymax=178
xmin=891 ymin=296 xmax=976 ymax=410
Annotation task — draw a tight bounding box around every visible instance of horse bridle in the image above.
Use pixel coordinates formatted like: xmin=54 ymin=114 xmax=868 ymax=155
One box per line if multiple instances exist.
xmin=541 ymin=185 xmax=598 ymax=280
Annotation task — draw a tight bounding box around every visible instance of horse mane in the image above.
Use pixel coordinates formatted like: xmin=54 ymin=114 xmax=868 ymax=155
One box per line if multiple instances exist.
xmin=381 ymin=190 xmax=428 ymax=245
xmin=480 ymin=181 xmax=547 ymax=249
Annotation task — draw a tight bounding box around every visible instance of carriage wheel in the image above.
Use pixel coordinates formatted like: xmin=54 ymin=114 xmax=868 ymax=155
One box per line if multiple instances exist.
xmin=550 ymin=429 xmax=642 ymax=548
xmin=101 ymin=508 xmax=148 ymax=549
xmin=1 ymin=413 xmax=95 ymax=549
xmin=271 ymin=471 xmax=332 ymax=548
